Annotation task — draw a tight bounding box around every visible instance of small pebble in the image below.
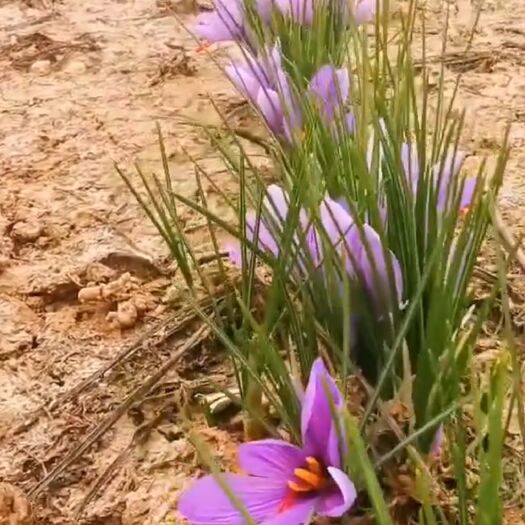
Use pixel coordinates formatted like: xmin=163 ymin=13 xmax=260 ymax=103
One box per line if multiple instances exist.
xmin=78 ymin=285 xmax=103 ymax=303
xmin=30 ymin=59 xmax=51 ymax=75
xmin=64 ymin=60 xmax=87 ymax=75
xmin=11 ymin=220 xmax=42 ymax=243
xmin=106 ymin=300 xmax=138 ymax=329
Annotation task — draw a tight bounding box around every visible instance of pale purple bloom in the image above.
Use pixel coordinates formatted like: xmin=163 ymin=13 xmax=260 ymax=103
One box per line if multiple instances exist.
xmin=305 ymin=65 xmax=356 ymax=138
xmin=401 ymin=144 xmax=476 ymax=214
xmin=178 ymin=358 xmax=357 ymax=525
xmin=354 ymin=0 xmax=376 ymax=24
xmin=318 ymin=196 xmax=403 ymax=304
xmin=226 ymin=45 xmax=300 ymax=138
xmin=227 ymin=185 xmax=403 ymax=306
xmin=308 ymin=65 xmax=350 ymax=120
xmin=227 ymin=55 xmax=355 ymax=140
xmin=194 ymin=0 xmax=273 ymax=47
xmin=226 ymin=43 xmax=283 ymax=95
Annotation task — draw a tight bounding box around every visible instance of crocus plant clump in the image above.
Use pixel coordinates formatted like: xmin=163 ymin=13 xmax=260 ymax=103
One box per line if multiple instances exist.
xmin=227 ymin=184 xmax=403 ymax=310
xmin=157 ymin=0 xmax=507 ymax=518
xmin=400 ymin=144 xmax=476 ymax=215
xmin=194 ymin=0 xmax=376 ymax=49
xmin=179 ymin=359 xmax=357 ymax=525
xmin=226 ymin=44 xmax=355 ymax=141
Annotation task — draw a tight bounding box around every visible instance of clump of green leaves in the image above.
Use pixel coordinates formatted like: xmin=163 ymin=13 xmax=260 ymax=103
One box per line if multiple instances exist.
xmin=119 ymin=0 xmax=519 ymax=521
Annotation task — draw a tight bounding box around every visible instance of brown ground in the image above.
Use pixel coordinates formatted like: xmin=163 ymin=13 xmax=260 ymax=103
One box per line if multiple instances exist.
xmin=1 ymin=0 xmax=525 ymax=523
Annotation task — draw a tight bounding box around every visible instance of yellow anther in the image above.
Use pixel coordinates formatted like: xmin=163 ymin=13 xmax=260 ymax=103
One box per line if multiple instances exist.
xmin=293 ymin=468 xmax=323 ymax=489
xmin=287 ymin=480 xmax=312 ymax=492
xmin=196 ymin=40 xmax=211 ymax=53
xmin=305 ymin=456 xmax=322 ymax=476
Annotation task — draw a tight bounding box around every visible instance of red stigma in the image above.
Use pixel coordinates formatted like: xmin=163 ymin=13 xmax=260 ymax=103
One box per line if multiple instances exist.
xmin=196 ymin=40 xmax=211 ymax=53
xmin=277 ymin=491 xmax=296 ymax=514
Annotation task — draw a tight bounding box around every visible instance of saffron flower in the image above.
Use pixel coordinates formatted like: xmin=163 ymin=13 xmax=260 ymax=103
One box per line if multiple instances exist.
xmin=401 ymin=143 xmax=476 ymax=214
xmin=178 ymin=358 xmax=357 ymax=525
xmin=227 ymin=50 xmax=355 ymax=141
xmin=194 ymin=0 xmax=272 ymax=48
xmin=227 ymin=185 xmax=403 ymax=306
xmin=308 ymin=65 xmax=356 ymax=136
xmin=226 ymin=44 xmax=299 ymax=139
xmin=353 ymin=0 xmax=376 ymax=24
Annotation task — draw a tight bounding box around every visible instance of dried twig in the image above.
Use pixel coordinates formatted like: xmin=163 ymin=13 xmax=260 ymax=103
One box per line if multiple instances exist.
xmin=28 ymin=324 xmax=210 ymax=498
xmin=74 ymin=400 xmax=173 ymax=518
xmin=8 ymin=301 xmax=216 ymax=438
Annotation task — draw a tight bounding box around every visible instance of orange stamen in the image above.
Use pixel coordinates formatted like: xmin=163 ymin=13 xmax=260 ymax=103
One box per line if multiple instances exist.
xmin=287 ymin=480 xmax=313 ymax=492
xmin=196 ymin=40 xmax=211 ymax=53
xmin=460 ymin=206 xmax=469 ymax=218
xmin=293 ymin=468 xmax=324 ymax=489
xmin=305 ymin=456 xmax=322 ymax=476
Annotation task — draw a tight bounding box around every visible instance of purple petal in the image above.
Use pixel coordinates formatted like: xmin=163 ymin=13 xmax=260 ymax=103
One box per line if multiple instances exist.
xmin=256 ymin=88 xmax=285 ymax=135
xmin=255 ymin=0 xmax=276 ymax=22
xmin=225 ymin=240 xmax=242 ymax=267
xmin=305 ymin=224 xmax=322 ymax=267
xmin=319 ymin=197 xmax=356 ymax=245
xmin=268 ymin=42 xmax=283 ymax=72
xmin=434 ymin=150 xmax=466 ymax=212
xmin=239 ymin=440 xmax=306 ymax=478
xmin=262 ymin=498 xmax=316 ymax=525
xmin=301 ymin=358 xmax=344 ymax=466
xmin=275 ymin=0 xmax=314 ymax=24
xmin=335 ymin=197 xmax=351 ymax=215
xmin=272 ymin=70 xmax=302 ymax=137
xmin=244 ymin=51 xmax=276 ymax=88
xmin=318 ymin=467 xmax=357 ymax=517
xmin=308 ymin=66 xmax=349 ymax=122
xmin=263 ymin=184 xmax=291 ymax=223
xmin=459 ymin=177 xmax=477 ymax=211
xmin=356 ymin=224 xmax=403 ymax=304
xmin=401 ymin=142 xmax=419 ymax=193
xmin=194 ymin=12 xmax=237 ymax=41
xmin=226 ymin=64 xmax=262 ymax=102
xmin=244 ymin=43 xmax=283 ymax=88
xmin=344 ymin=112 xmax=356 ymax=134
xmin=246 ymin=210 xmax=280 ymax=257
xmin=178 ymin=474 xmax=287 ymax=525
xmin=319 ymin=197 xmax=358 ymax=276
xmin=354 ymin=0 xmax=376 ymax=24
xmin=216 ymin=0 xmax=244 ymax=28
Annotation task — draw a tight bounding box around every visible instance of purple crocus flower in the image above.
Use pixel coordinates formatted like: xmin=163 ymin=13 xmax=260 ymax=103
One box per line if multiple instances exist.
xmin=317 ymin=196 xmax=403 ymax=304
xmin=195 ymin=0 xmax=245 ymax=42
xmin=401 ymin=143 xmax=476 ymax=214
xmin=354 ymin=0 xmax=376 ymax=24
xmin=227 ymin=185 xmax=403 ymax=305
xmin=308 ymin=65 xmax=355 ymax=136
xmin=227 ymin=55 xmax=355 ymax=140
xmin=194 ymin=0 xmax=273 ymax=48
xmin=178 ymin=358 xmax=357 ymax=525
xmin=226 ymin=45 xmax=300 ymax=139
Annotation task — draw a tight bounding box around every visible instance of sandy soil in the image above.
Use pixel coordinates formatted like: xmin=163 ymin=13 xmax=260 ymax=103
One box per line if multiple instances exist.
xmin=1 ymin=0 xmax=524 ymax=523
